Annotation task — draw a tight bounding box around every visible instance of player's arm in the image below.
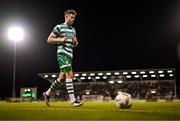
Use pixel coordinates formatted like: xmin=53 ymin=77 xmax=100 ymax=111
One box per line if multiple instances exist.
xmin=47 ymin=35 xmax=67 ymax=44
xmin=72 ymin=36 xmax=78 ymax=48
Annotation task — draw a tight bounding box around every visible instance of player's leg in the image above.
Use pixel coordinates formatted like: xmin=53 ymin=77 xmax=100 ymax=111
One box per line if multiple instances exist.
xmin=45 ymin=73 xmax=65 ymax=96
xmin=65 ymin=71 xmax=75 ymax=103
xmin=43 ymin=73 xmax=65 ymax=106
xmin=65 ymin=70 xmax=83 ymax=107
xmin=43 ymin=54 xmax=66 ymax=106
xmin=59 ymin=54 xmax=83 ymax=107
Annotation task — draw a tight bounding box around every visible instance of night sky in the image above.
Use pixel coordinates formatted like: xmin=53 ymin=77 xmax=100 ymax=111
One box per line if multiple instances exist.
xmin=0 ymin=0 xmax=179 ymax=98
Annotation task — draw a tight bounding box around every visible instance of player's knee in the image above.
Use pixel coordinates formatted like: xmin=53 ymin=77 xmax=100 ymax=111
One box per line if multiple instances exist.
xmin=65 ymin=72 xmax=73 ymax=79
xmin=59 ymin=73 xmax=65 ymax=82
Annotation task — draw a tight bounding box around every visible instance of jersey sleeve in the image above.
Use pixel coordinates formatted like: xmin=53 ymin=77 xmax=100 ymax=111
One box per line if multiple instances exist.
xmin=73 ymin=28 xmax=76 ymax=37
xmin=50 ymin=25 xmax=60 ymax=37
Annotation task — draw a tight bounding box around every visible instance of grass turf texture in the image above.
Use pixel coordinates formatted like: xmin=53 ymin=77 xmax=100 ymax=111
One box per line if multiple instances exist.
xmin=0 ymin=102 xmax=180 ymax=120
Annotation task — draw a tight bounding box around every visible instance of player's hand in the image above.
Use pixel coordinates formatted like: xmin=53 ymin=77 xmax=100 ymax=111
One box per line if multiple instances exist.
xmin=57 ymin=36 xmax=67 ymax=44
xmin=62 ymin=36 xmax=68 ymax=42
xmin=72 ymin=37 xmax=78 ymax=48
xmin=72 ymin=37 xmax=78 ymax=43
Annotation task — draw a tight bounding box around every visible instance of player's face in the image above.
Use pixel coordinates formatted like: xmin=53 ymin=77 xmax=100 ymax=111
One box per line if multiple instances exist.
xmin=65 ymin=14 xmax=76 ymax=25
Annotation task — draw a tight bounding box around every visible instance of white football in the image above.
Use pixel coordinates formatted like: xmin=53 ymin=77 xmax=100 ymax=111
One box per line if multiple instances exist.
xmin=115 ymin=92 xmax=133 ymax=109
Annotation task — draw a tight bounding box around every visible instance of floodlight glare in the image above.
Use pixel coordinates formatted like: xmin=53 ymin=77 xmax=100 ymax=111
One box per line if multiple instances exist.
xmin=90 ymin=73 xmax=95 ymax=76
xmin=74 ymin=73 xmax=79 ymax=77
xmin=98 ymin=73 xmax=103 ymax=76
xmin=88 ymin=77 xmax=91 ymax=80
xmin=151 ymin=90 xmax=156 ymax=94
xmin=169 ymin=74 xmax=173 ymax=77
xmin=126 ymin=75 xmax=131 ymax=78
xmin=8 ymin=27 xmax=24 ymax=41
xmin=142 ymin=75 xmax=148 ymax=78
xmin=123 ymin=72 xmax=128 ymax=75
xmin=80 ymin=77 xmax=85 ymax=80
xmin=117 ymin=80 xmax=123 ymax=83
xmin=106 ymin=72 xmax=111 ymax=75
xmin=103 ymin=76 xmax=107 ymax=79
xmin=134 ymin=75 xmax=140 ymax=78
xmin=95 ymin=76 xmax=100 ymax=79
xmin=44 ymin=75 xmax=48 ymax=78
xmin=140 ymin=71 xmax=145 ymax=74
xmin=158 ymin=70 xmax=163 ymax=74
xmin=131 ymin=72 xmax=137 ymax=74
xmin=151 ymin=74 xmax=156 ymax=77
xmin=149 ymin=71 xmax=154 ymax=74
xmin=52 ymin=74 xmax=56 ymax=78
xmin=159 ymin=74 xmax=165 ymax=77
xmin=167 ymin=70 xmax=173 ymax=73
xmin=8 ymin=26 xmax=24 ymax=98
xmin=114 ymin=72 xmax=120 ymax=75
xmin=109 ymin=81 xmax=114 ymax=84
xmin=82 ymin=73 xmax=87 ymax=76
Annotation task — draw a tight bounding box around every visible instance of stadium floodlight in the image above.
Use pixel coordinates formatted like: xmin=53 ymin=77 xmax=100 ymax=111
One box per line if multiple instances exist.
xmin=98 ymin=73 xmax=103 ymax=76
xmin=114 ymin=72 xmax=120 ymax=75
xmin=126 ymin=75 xmax=131 ymax=78
xmin=86 ymin=91 xmax=90 ymax=95
xmin=142 ymin=75 xmax=148 ymax=78
xmin=169 ymin=74 xmax=173 ymax=77
xmin=123 ymin=72 xmax=128 ymax=75
xmin=88 ymin=76 xmax=91 ymax=80
xmin=109 ymin=81 xmax=114 ymax=84
xmin=106 ymin=72 xmax=111 ymax=75
xmin=103 ymin=76 xmax=107 ymax=79
xmin=73 ymin=77 xmax=76 ymax=80
xmin=8 ymin=27 xmax=24 ymax=41
xmin=159 ymin=74 xmax=165 ymax=77
xmin=158 ymin=70 xmax=164 ymax=74
xmin=140 ymin=71 xmax=145 ymax=74
xmin=90 ymin=73 xmax=95 ymax=76
xmin=131 ymin=72 xmax=137 ymax=74
xmin=167 ymin=70 xmax=173 ymax=73
xmin=134 ymin=75 xmax=140 ymax=78
xmin=151 ymin=74 xmax=156 ymax=77
xmin=80 ymin=77 xmax=85 ymax=80
xmin=149 ymin=71 xmax=154 ymax=74
xmin=117 ymin=80 xmax=123 ymax=83
xmin=151 ymin=90 xmax=156 ymax=94
xmin=8 ymin=26 xmax=24 ymax=98
xmin=44 ymin=75 xmax=48 ymax=78
xmin=52 ymin=74 xmax=56 ymax=78
xmin=82 ymin=73 xmax=87 ymax=76
xmin=95 ymin=76 xmax=100 ymax=79
xmin=74 ymin=73 xmax=79 ymax=77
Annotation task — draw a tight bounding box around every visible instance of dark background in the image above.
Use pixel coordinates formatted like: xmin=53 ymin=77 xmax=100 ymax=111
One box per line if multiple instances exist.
xmin=0 ymin=0 xmax=179 ymax=98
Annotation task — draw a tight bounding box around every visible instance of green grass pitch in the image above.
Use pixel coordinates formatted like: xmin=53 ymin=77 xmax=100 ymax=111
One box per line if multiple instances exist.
xmin=0 ymin=101 xmax=180 ymax=120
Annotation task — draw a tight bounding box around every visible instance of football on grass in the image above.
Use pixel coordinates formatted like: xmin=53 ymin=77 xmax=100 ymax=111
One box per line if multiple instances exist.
xmin=115 ymin=92 xmax=133 ymax=109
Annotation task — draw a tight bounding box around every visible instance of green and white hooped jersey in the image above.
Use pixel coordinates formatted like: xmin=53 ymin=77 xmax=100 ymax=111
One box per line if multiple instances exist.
xmin=50 ymin=23 xmax=76 ymax=59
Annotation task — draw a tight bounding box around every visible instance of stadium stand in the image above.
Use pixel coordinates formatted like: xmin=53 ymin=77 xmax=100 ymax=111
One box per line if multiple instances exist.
xmin=39 ymin=68 xmax=176 ymax=101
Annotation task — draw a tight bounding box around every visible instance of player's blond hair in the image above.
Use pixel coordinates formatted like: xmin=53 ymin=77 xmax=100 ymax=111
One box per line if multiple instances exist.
xmin=64 ymin=10 xmax=77 ymax=16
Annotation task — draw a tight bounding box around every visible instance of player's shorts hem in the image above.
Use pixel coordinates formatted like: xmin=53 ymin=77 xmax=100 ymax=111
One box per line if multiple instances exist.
xmin=60 ymin=66 xmax=72 ymax=73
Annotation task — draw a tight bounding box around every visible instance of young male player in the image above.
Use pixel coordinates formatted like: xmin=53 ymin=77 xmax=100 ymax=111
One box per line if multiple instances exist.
xmin=43 ymin=10 xmax=83 ymax=107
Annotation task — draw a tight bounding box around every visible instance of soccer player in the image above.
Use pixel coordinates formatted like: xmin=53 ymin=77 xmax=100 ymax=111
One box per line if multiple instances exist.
xmin=43 ymin=10 xmax=83 ymax=107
